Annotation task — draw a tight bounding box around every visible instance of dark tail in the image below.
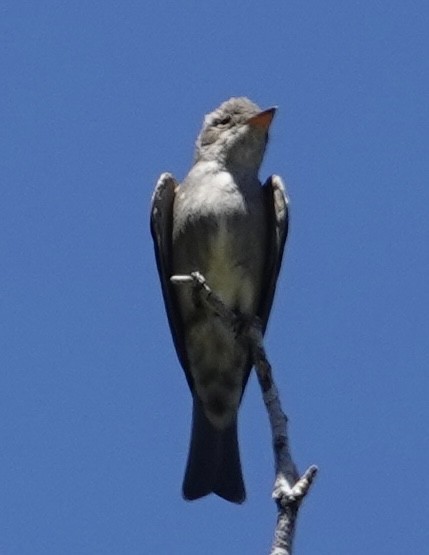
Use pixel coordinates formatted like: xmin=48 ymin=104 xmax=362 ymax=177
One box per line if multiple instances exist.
xmin=182 ymin=398 xmax=245 ymax=504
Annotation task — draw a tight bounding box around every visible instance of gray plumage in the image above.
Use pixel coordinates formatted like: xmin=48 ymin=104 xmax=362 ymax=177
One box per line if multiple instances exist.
xmin=151 ymin=97 xmax=289 ymax=503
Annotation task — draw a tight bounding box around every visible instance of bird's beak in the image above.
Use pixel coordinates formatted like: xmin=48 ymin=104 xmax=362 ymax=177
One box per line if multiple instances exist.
xmin=246 ymin=107 xmax=277 ymax=130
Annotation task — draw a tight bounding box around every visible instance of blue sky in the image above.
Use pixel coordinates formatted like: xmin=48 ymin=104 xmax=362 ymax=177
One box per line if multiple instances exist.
xmin=1 ymin=1 xmax=428 ymax=553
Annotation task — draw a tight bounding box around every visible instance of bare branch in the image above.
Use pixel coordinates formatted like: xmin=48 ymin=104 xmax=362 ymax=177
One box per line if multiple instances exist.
xmin=171 ymin=272 xmax=318 ymax=554
xmin=247 ymin=319 xmax=318 ymax=553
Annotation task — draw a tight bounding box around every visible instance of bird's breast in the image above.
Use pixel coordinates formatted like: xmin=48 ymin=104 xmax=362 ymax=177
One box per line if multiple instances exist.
xmin=202 ymin=217 xmax=259 ymax=314
xmin=173 ymin=174 xmax=266 ymax=316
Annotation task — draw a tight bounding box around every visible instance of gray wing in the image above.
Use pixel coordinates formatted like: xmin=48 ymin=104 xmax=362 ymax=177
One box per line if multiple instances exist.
xmin=258 ymin=174 xmax=289 ymax=329
xmin=150 ymin=173 xmax=191 ymax=379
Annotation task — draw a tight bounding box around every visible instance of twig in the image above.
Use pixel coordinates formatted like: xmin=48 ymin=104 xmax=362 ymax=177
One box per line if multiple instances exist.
xmin=171 ymin=271 xmax=318 ymax=554
xmin=248 ymin=320 xmax=318 ymax=553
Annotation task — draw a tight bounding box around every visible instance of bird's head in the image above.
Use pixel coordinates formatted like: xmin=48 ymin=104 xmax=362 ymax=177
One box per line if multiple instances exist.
xmin=194 ymin=97 xmax=276 ymax=174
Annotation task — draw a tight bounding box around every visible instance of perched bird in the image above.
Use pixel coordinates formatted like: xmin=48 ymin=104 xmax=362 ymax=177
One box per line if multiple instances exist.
xmin=150 ymin=97 xmax=288 ymax=503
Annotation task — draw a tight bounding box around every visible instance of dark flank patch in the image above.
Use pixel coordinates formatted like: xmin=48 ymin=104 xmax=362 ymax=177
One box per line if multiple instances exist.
xmin=221 ymin=372 xmax=239 ymax=389
xmin=197 ymin=370 xmax=240 ymax=390
xmin=198 ymin=372 xmax=218 ymax=388
xmin=207 ymin=393 xmax=228 ymax=417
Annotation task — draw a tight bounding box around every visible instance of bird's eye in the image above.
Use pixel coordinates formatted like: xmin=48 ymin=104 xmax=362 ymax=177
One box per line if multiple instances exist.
xmin=216 ymin=116 xmax=231 ymax=126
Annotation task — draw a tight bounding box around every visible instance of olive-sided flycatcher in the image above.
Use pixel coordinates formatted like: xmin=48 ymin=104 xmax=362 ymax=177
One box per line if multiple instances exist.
xmin=150 ymin=97 xmax=288 ymax=503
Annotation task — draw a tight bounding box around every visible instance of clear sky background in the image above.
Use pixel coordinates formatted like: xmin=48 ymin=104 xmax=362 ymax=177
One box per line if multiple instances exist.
xmin=1 ymin=1 xmax=428 ymax=554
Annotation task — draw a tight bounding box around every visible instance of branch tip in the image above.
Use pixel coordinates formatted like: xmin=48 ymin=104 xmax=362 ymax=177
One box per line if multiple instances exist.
xmin=170 ymin=274 xmax=193 ymax=284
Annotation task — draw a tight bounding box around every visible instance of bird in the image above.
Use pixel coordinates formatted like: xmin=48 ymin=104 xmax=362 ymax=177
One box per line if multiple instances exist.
xmin=150 ymin=97 xmax=288 ymax=503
